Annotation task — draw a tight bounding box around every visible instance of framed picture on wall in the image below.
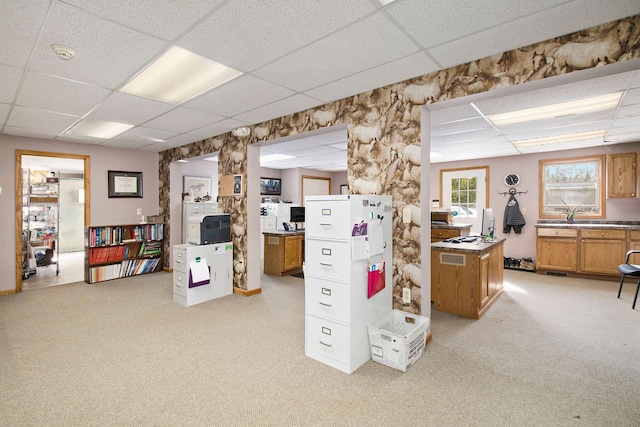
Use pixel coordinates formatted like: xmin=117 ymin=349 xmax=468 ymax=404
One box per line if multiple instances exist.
xmin=260 ymin=177 xmax=281 ymax=195
xmin=108 ymin=170 xmax=143 ymax=198
xmin=184 ymin=175 xmax=212 ymax=200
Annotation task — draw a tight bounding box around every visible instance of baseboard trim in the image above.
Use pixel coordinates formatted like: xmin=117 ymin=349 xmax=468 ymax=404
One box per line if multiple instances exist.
xmin=425 ymin=332 xmax=433 ymax=346
xmin=234 ymin=287 xmax=262 ymax=297
xmin=0 ymin=289 xmax=16 ymax=296
xmin=163 ymin=267 xmax=173 ymax=273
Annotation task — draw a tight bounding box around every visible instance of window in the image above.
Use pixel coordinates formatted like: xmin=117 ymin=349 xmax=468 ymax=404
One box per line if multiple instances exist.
xmin=539 ymin=155 xmax=605 ymax=218
xmin=451 ymin=177 xmax=478 ymax=218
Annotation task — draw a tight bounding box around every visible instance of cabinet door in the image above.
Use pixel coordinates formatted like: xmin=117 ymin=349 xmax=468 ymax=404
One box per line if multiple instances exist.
xmin=536 ymin=238 xmax=577 ymax=271
xmin=607 ymin=152 xmax=636 ymax=198
xmin=283 ymin=235 xmax=303 ymax=271
xmin=630 ymin=230 xmax=640 ymax=264
xmin=478 ymin=253 xmax=490 ymax=308
xmin=580 ymin=239 xmax=627 ymax=275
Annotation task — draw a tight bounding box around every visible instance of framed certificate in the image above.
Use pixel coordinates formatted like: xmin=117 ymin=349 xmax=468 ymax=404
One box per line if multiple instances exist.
xmin=108 ymin=170 xmax=143 ymax=198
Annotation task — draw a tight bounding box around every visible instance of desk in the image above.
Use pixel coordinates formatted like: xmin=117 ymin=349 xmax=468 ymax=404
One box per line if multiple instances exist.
xmin=431 ymin=237 xmax=505 ymax=319
xmin=263 ymin=231 xmax=305 ymax=276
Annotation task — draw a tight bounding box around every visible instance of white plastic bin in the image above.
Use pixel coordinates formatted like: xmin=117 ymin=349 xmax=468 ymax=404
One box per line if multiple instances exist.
xmin=368 ymin=309 xmax=429 ymax=372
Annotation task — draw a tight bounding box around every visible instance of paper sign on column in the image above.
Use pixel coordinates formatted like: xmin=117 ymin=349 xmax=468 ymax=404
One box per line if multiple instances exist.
xmin=367 ymin=220 xmax=384 ymax=257
xmin=189 ymin=259 xmax=210 ymax=288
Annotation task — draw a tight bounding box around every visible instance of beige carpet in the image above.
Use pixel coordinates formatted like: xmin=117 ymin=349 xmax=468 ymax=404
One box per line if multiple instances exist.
xmin=1 ymin=270 xmax=638 ymax=426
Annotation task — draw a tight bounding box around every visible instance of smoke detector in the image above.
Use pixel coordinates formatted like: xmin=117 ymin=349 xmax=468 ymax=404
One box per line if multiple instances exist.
xmin=52 ymin=44 xmax=76 ymax=60
xmin=232 ymin=126 xmax=251 ymax=137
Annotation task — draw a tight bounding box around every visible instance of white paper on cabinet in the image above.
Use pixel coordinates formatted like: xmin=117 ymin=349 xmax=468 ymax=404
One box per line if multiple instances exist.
xmin=367 ymin=220 xmax=384 ymax=257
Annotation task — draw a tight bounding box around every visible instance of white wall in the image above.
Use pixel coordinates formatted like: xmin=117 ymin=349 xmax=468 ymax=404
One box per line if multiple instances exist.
xmin=0 ymin=134 xmax=160 ymax=292
xmin=430 ymin=141 xmax=640 ymax=260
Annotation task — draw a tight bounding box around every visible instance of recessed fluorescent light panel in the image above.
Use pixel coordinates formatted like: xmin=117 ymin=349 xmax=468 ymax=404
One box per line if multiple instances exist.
xmin=66 ymin=119 xmax=134 ymax=139
xmin=378 ymin=0 xmax=398 ymax=5
xmin=487 ymin=92 xmax=622 ymax=126
xmin=120 ymin=46 xmax=242 ymax=105
xmin=260 ymin=154 xmax=295 ymax=162
xmin=512 ymin=130 xmax=606 ymax=147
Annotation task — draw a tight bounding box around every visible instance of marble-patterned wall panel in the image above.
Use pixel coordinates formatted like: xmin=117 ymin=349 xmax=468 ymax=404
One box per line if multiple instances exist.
xmin=158 ymin=16 xmax=640 ymax=311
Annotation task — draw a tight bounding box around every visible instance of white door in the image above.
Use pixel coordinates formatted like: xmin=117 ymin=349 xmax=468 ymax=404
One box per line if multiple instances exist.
xmin=441 ymin=167 xmax=488 ymax=233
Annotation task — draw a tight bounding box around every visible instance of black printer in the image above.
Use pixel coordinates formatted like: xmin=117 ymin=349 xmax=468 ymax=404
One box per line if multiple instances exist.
xmin=187 ymin=214 xmax=231 ymax=245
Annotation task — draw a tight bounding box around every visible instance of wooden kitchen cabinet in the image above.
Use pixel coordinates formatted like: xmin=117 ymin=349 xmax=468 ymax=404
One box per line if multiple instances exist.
xmin=629 ymin=230 xmax=640 ymax=264
xmin=536 ymin=227 xmax=578 ymax=272
xmin=263 ymin=231 xmax=304 ymax=276
xmin=580 ymin=229 xmax=627 ymax=275
xmin=431 ymin=224 xmax=472 ymax=242
xmin=607 ymin=152 xmax=637 ymax=198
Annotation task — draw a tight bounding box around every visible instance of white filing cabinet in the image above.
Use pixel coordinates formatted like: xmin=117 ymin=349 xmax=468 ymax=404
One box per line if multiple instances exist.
xmin=173 ymin=242 xmax=233 ymax=307
xmin=304 ymin=195 xmax=392 ymax=374
xmin=182 ymin=202 xmax=218 ymax=243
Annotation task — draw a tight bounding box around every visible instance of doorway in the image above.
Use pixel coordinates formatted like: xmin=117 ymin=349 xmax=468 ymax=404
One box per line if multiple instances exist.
xmin=15 ymin=150 xmax=90 ymax=292
xmin=440 ymin=166 xmax=489 ymax=233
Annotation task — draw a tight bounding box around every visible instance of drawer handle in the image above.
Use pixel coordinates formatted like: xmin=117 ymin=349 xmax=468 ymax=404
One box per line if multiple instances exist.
xmin=175 ymin=259 xmax=182 ymax=264
xmin=319 ymin=262 xmax=333 ymax=267
xmin=319 ymin=341 xmax=332 ymax=347
xmin=319 ymin=301 xmax=332 ymax=307
xmin=175 ymin=283 xmax=182 ymax=288
xmin=319 ymin=223 xmax=333 ymax=226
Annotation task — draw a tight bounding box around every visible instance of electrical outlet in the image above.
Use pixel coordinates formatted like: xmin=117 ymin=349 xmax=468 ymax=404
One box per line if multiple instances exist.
xmin=521 ymin=208 xmax=526 ymax=215
xmin=137 ymin=208 xmax=142 ymax=216
xmin=402 ymin=287 xmax=411 ymax=304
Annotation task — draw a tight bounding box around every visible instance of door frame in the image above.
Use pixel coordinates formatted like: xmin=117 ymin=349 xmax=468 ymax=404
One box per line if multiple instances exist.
xmin=15 ymin=150 xmax=90 ymax=292
xmin=440 ymin=166 xmax=489 ymax=233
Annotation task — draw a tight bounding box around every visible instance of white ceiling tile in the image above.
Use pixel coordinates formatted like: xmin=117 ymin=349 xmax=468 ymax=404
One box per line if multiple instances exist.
xmin=0 ymin=65 xmax=22 ymax=104
xmin=253 ymin=13 xmax=420 ymax=92
xmin=234 ymin=94 xmax=323 ymax=125
xmin=56 ymin=134 xmax=107 ymax=144
xmin=112 ymin=126 xmax=178 ymax=144
xmin=16 ymin=71 xmax=110 ymax=116
xmin=102 ymin=139 xmax=152 ymax=149
xmin=516 ymin=138 xmax=604 ymax=154
xmin=0 ymin=0 xmax=50 ymax=68
xmin=428 ymin=2 xmax=640 ymax=69
xmin=621 ymin=87 xmax=640 ymax=105
xmin=29 ymin=2 xmax=166 ymax=89
xmin=304 ymin=52 xmax=438 ymax=103
xmin=614 ymin=103 xmax=640 ymax=117
xmin=144 ymin=108 xmax=225 ymax=133
xmin=189 ymin=118 xmax=251 ymax=139
xmin=61 ymin=0 xmax=224 ymax=41
xmin=161 ymin=133 xmax=203 ymax=147
xmin=7 ymin=106 xmax=78 ymax=134
xmin=185 ymin=75 xmax=295 ymax=117
xmin=431 ymin=104 xmax=483 ymax=126
xmin=3 ymin=125 xmax=60 ymax=140
xmin=431 ymin=117 xmax=493 ymax=137
xmin=178 ymin=0 xmax=376 ymax=71
xmin=432 ymin=127 xmax=500 ymax=145
xmin=87 ymin=92 xmax=174 ymax=125
xmin=389 ymin=0 xmax=566 ymax=48
xmin=0 ymin=103 xmax=9 ymax=124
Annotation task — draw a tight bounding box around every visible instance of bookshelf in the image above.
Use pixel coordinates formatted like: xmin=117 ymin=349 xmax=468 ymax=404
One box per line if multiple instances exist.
xmin=84 ymin=223 xmax=164 ymax=283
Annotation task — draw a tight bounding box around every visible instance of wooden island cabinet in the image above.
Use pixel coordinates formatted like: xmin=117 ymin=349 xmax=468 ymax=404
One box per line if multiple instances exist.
xmin=263 ymin=231 xmax=304 ymax=276
xmin=431 ymin=237 xmax=505 ymax=319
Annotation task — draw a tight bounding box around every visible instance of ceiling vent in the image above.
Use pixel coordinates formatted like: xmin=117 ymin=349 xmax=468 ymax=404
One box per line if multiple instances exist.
xmin=51 ymin=44 xmax=76 ymax=60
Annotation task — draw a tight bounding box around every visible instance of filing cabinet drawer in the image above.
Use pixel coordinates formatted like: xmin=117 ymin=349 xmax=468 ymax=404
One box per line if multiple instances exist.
xmin=305 ymin=239 xmax=350 ymax=280
xmin=305 ymin=277 xmax=350 ymax=324
xmin=173 ymin=247 xmax=188 ymax=273
xmin=305 ymin=315 xmax=349 ymax=364
xmin=173 ymin=272 xmax=187 ymax=297
xmin=305 ymin=200 xmax=350 ymax=239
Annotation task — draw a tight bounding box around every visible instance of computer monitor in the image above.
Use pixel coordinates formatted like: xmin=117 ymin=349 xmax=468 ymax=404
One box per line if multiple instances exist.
xmin=290 ymin=206 xmax=305 ymax=223
xmin=481 ymin=208 xmax=495 ymax=239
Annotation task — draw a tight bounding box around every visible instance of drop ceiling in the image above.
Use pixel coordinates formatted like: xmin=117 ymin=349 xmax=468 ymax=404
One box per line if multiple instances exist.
xmin=3 ymin=0 xmax=640 ymax=173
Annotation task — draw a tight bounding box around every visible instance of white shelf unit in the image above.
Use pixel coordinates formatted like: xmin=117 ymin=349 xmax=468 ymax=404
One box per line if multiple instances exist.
xmin=22 ymin=170 xmax=60 ymax=278
xmin=173 ymin=242 xmax=233 ymax=307
xmin=304 ymin=195 xmax=393 ymax=374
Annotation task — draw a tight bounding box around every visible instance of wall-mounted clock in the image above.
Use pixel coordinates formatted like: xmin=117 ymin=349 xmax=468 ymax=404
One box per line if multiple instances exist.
xmin=504 ymin=172 xmax=521 ymax=187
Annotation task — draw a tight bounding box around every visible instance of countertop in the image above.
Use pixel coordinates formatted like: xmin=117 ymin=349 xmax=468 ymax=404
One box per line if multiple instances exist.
xmin=262 ymin=230 xmax=306 ymax=236
xmin=431 ymin=222 xmax=472 ymax=229
xmin=535 ymin=221 xmax=640 ymax=229
xmin=431 ymin=236 xmax=505 ymax=253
